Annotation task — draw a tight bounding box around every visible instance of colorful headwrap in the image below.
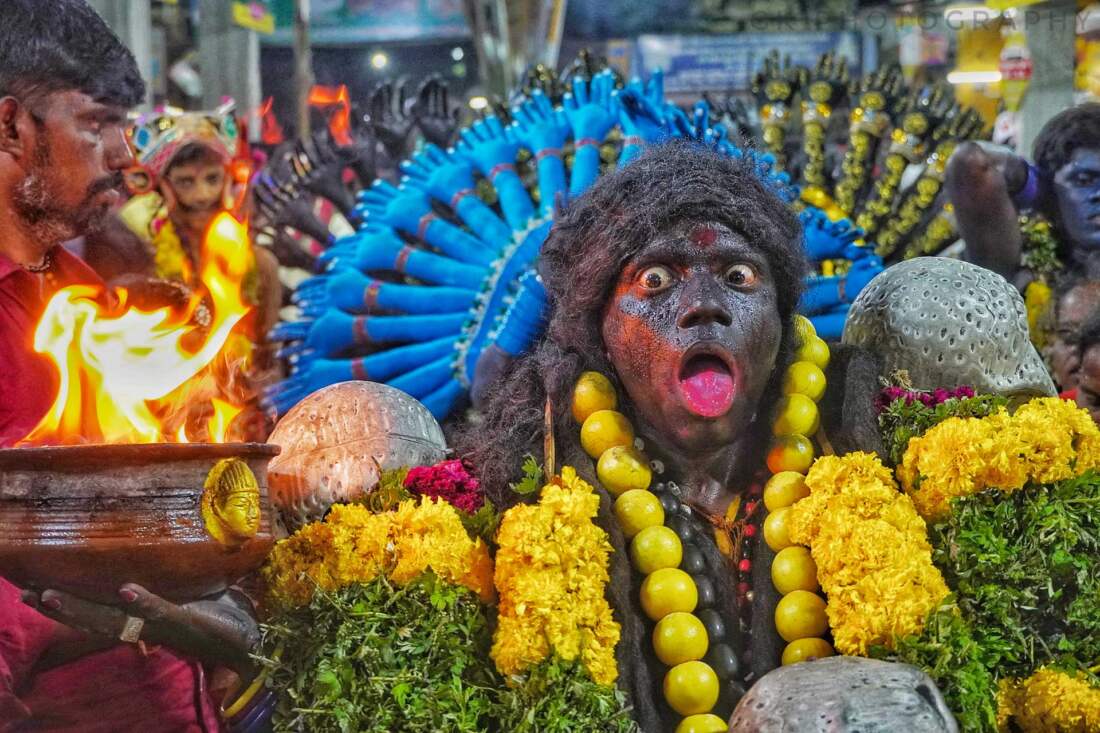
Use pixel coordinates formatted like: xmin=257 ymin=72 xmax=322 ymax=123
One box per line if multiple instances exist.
xmin=130 ymin=102 xmax=239 ymax=180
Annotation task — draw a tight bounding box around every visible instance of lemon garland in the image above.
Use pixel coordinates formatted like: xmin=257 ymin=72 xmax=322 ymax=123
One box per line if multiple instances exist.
xmin=570 ymin=315 xmax=833 ymax=733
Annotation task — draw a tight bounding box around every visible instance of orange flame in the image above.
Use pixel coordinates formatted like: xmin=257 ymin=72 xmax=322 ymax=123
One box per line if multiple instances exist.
xmin=21 ymin=212 xmax=255 ymax=446
xmin=259 ymin=96 xmax=284 ymax=146
xmin=308 ymin=84 xmax=352 ymax=146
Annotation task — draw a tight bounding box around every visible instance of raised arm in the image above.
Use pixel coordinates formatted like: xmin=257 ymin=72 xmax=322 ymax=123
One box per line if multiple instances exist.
xmin=945 ymin=141 xmax=1032 ymax=279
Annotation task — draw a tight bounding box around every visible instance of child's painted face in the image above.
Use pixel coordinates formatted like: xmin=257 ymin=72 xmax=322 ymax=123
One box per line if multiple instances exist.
xmin=164 ymin=157 xmax=226 ymax=224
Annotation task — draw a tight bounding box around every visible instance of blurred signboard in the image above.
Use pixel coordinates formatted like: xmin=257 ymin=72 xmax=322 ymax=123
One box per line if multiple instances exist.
xmin=268 ymin=0 xmax=468 ymax=43
xmin=634 ymin=32 xmax=862 ymax=92
xmin=233 ymin=1 xmax=275 ymax=34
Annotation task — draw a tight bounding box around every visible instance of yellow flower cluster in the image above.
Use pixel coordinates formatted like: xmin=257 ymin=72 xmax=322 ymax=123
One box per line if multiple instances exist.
xmin=898 ymin=398 xmax=1100 ymax=520
xmin=997 ymin=668 xmax=1100 ymax=733
xmin=787 ymin=452 xmax=949 ymax=655
xmin=262 ymin=499 xmax=495 ymax=608
xmin=491 ymin=466 xmax=620 ymax=686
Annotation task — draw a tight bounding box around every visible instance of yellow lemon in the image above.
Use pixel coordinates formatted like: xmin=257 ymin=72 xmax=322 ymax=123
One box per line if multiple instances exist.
xmin=573 ymin=371 xmax=617 ymax=423
xmin=763 ymin=471 xmax=810 ymax=511
xmin=793 ymin=314 xmax=816 ymax=345
xmin=774 ymin=589 xmax=829 ymax=642
xmin=598 ymin=445 xmax=652 ymax=496
xmin=781 ymin=637 xmax=835 ymax=666
xmin=614 ymin=489 xmax=664 ymax=539
xmin=795 ymin=335 xmax=831 ymax=370
xmin=763 ymin=506 xmax=793 ymax=551
xmin=771 ymin=546 xmax=820 ymax=594
xmin=772 ymin=394 xmax=820 ymax=437
xmin=663 ymin=661 xmax=719 ymax=716
xmin=580 ymin=409 xmax=635 ymax=459
xmin=783 ymin=361 xmax=827 ymax=402
xmin=766 ymin=436 xmax=815 ymax=475
xmin=631 ymin=525 xmax=683 ymax=575
xmin=652 ymin=611 xmax=708 ymax=666
xmin=640 ymin=568 xmax=697 ymax=620
xmin=675 ymin=714 xmax=728 ymax=733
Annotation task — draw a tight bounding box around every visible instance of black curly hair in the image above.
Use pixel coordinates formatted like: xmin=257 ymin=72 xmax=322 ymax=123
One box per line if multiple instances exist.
xmin=457 ymin=140 xmax=805 ymax=507
xmin=453 ymin=141 xmax=805 ymax=729
xmin=0 ymin=0 xmax=144 ymax=109
xmin=1033 ymin=103 xmax=1100 ymax=215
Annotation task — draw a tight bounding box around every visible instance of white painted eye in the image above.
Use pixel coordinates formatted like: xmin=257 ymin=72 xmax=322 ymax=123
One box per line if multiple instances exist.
xmin=725 ymin=263 xmax=759 ymax=287
xmin=639 ymin=265 xmax=674 ymax=292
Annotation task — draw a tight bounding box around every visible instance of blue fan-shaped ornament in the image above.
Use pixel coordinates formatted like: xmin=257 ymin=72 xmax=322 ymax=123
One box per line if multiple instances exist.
xmin=266 ymin=69 xmax=883 ymax=419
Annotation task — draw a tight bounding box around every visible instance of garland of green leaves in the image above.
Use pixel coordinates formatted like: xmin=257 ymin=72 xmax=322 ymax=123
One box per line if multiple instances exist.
xmin=870 ymin=389 xmax=1100 ymax=732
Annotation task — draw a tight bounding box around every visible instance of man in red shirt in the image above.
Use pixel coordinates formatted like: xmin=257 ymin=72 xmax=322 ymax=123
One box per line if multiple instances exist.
xmin=0 ymin=2 xmax=266 ymax=730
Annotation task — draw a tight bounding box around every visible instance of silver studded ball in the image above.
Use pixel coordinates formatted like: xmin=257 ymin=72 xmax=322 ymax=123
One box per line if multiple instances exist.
xmin=842 ymin=257 xmax=1055 ymax=398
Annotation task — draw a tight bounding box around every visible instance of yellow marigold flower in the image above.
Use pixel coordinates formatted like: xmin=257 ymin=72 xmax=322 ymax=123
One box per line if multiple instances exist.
xmin=898 ymin=415 xmax=999 ymax=520
xmin=391 ymin=499 xmax=496 ymax=602
xmin=263 ymin=521 xmax=345 ymax=607
xmin=900 ymin=399 xmax=1100 ymax=520
xmin=998 ymin=668 xmax=1100 ymax=733
xmin=790 ymin=453 xmax=949 ymax=655
xmin=327 ymin=504 xmax=391 ymax=590
xmin=262 ymin=498 xmax=494 ymax=608
xmin=492 ymin=466 xmax=620 ymax=686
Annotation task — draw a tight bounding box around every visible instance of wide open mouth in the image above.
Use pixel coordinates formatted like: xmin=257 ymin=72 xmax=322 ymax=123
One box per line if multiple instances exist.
xmin=677 ymin=350 xmax=737 ymax=418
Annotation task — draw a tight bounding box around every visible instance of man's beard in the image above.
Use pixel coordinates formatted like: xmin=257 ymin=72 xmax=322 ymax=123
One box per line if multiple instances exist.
xmin=12 ymin=137 xmax=123 ymax=247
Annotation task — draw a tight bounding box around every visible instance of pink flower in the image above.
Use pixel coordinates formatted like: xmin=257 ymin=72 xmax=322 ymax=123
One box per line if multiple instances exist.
xmin=875 ymin=385 xmax=978 ymax=413
xmin=404 ymin=459 xmax=484 ymax=513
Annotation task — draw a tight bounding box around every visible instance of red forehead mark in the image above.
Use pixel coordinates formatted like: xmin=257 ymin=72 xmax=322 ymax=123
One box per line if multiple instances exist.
xmin=691 ymin=226 xmax=718 ymax=248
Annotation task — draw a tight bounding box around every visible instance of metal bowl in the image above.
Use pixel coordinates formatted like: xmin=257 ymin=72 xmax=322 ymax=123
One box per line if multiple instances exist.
xmin=0 ymin=443 xmax=279 ymax=603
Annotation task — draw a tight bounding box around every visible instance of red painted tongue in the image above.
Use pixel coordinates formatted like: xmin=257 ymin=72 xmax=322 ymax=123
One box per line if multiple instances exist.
xmin=679 ymin=356 xmax=735 ymax=418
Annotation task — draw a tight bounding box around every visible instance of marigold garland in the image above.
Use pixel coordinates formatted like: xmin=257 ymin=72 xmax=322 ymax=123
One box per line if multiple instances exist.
xmin=262 ymin=499 xmax=495 ymax=609
xmin=997 ymin=668 xmax=1100 ymax=733
xmin=491 ymin=466 xmax=620 ymax=686
xmin=898 ymin=398 xmax=1100 ymax=520
xmin=787 ymin=452 xmax=949 ymax=655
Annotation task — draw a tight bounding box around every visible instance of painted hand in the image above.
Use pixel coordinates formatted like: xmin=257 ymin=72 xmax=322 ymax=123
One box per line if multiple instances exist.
xmin=22 ymin=584 xmax=260 ymax=681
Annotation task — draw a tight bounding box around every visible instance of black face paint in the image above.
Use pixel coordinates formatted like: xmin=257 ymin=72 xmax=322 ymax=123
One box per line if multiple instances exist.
xmin=600 ymin=221 xmax=782 ymax=456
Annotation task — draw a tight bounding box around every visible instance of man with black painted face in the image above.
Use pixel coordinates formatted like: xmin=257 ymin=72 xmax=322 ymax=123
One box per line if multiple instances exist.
xmin=453 ymin=142 xmax=956 ymax=731
xmin=599 ymin=220 xmax=785 ymax=515
xmin=946 ymin=104 xmax=1100 ymax=285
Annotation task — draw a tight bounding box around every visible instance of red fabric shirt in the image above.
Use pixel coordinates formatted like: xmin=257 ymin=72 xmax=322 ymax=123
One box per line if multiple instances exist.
xmin=0 ymin=247 xmax=101 ymax=447
xmin=0 ymin=248 xmax=222 ymax=731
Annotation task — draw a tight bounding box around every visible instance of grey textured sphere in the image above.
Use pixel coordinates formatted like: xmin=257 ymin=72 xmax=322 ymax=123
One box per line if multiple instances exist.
xmin=729 ymin=657 xmax=958 ymax=733
xmin=266 ymin=381 xmax=447 ymax=530
xmin=842 ymin=257 xmax=1055 ymax=397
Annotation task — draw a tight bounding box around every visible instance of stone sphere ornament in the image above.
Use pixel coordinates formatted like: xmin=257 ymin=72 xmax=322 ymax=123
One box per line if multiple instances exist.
xmin=266 ymin=381 xmax=447 ymax=530
xmin=843 ymin=257 xmax=1055 ymax=398
xmin=729 ymin=656 xmax=958 ymax=732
